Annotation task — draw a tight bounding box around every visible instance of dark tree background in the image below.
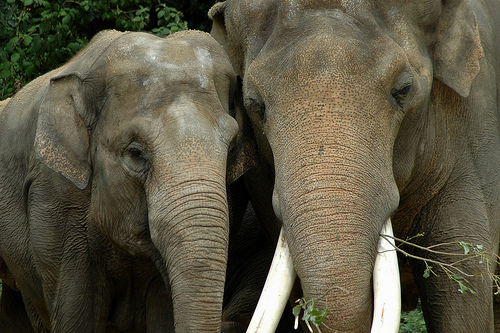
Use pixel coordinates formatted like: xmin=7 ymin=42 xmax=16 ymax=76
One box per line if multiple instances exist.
xmin=0 ymin=0 xmax=216 ymax=99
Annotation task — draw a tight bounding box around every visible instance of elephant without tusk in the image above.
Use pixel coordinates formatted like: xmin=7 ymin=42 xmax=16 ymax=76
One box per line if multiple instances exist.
xmin=0 ymin=29 xmax=255 ymax=332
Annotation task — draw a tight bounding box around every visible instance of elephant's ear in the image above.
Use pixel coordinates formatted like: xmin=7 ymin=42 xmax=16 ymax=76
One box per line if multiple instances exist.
xmin=208 ymin=2 xmax=227 ymax=48
xmin=34 ymin=73 xmax=92 ymax=189
xmin=433 ymin=0 xmax=484 ymax=98
xmin=227 ymin=79 xmax=258 ymax=184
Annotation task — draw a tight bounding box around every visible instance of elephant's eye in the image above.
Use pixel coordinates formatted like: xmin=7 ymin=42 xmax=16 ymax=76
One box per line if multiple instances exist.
xmin=122 ymin=142 xmax=150 ymax=177
xmin=391 ymin=84 xmax=412 ymax=107
xmin=128 ymin=147 xmax=144 ymax=160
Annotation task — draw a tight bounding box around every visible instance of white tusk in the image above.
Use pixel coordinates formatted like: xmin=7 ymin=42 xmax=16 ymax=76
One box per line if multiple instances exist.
xmin=246 ymin=228 xmax=297 ymax=333
xmin=371 ymin=218 xmax=401 ymax=333
xmin=247 ymin=220 xmax=400 ymax=333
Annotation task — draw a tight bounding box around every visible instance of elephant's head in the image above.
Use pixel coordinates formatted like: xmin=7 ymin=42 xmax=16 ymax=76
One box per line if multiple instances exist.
xmin=210 ymin=0 xmax=483 ymax=331
xmin=33 ymin=30 xmax=248 ymax=332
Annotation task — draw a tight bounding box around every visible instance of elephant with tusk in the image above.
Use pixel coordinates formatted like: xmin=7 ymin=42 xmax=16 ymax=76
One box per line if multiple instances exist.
xmin=210 ymin=0 xmax=500 ymax=332
xmin=0 ymin=29 xmax=254 ymax=332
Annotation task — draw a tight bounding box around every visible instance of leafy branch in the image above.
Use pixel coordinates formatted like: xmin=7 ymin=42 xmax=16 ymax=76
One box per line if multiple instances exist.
xmin=291 ymin=234 xmax=497 ymax=331
xmin=292 ymin=285 xmax=349 ymax=332
xmin=380 ymin=233 xmax=500 ymax=295
xmin=293 ymin=297 xmax=330 ymax=333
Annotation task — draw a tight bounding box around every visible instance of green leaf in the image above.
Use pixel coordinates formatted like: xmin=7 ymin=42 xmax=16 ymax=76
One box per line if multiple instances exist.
xmin=23 ymin=0 xmax=34 ymax=6
xmin=67 ymin=42 xmax=81 ymax=53
xmin=0 ymin=67 xmax=12 ymax=79
xmin=423 ymin=266 xmax=432 ymax=278
xmin=23 ymin=35 xmax=33 ymax=46
xmin=292 ymin=304 xmax=302 ymax=318
xmin=29 ymin=36 xmax=41 ymax=53
xmin=459 ymin=241 xmax=470 ymax=255
xmin=6 ymin=37 xmax=19 ymax=53
xmin=24 ymin=63 xmax=36 ymax=76
xmin=11 ymin=52 xmax=20 ymax=63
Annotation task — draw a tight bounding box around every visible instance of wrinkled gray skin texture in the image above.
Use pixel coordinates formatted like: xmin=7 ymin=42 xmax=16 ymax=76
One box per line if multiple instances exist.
xmin=210 ymin=0 xmax=500 ymax=332
xmin=0 ymin=30 xmax=243 ymax=332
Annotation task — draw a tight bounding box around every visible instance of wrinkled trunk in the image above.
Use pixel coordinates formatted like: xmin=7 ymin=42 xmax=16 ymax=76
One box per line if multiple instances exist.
xmin=148 ymin=164 xmax=229 ymax=332
xmin=248 ymin=219 xmax=400 ymax=333
xmin=282 ymin=182 xmax=393 ymax=331
xmin=269 ymin=110 xmax=400 ymax=332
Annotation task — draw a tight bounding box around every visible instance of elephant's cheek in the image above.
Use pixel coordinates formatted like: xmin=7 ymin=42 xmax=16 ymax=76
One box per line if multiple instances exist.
xmin=91 ymin=153 xmax=152 ymax=257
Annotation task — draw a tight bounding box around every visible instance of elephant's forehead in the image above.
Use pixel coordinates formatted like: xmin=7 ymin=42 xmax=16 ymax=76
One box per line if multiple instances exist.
xmin=110 ymin=37 xmax=215 ymax=89
xmin=145 ymin=43 xmax=214 ymax=89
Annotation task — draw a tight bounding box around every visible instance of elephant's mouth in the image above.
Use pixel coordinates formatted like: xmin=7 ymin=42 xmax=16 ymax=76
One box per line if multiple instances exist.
xmin=246 ymin=219 xmax=401 ymax=333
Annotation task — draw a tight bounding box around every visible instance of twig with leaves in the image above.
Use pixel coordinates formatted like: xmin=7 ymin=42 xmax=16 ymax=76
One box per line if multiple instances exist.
xmin=292 ymin=285 xmax=349 ymax=332
xmin=379 ymin=233 xmax=500 ymax=295
xmin=291 ymin=233 xmax=500 ymax=331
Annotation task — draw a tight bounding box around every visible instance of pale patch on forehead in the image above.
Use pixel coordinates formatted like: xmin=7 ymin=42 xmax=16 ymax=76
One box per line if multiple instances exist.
xmin=141 ymin=41 xmax=184 ymax=86
xmin=193 ymin=47 xmax=213 ymax=89
xmin=146 ymin=47 xmax=159 ymax=62
xmin=167 ymin=94 xmax=205 ymax=133
xmin=113 ymin=37 xmax=215 ymax=89
xmin=142 ymin=77 xmax=160 ymax=87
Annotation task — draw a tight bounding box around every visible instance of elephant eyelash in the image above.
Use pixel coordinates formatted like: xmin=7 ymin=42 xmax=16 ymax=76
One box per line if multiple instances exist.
xmin=256 ymin=105 xmax=266 ymax=120
xmin=391 ymin=84 xmax=412 ymax=107
xmin=122 ymin=141 xmax=151 ymax=179
xmin=128 ymin=146 xmax=145 ymax=159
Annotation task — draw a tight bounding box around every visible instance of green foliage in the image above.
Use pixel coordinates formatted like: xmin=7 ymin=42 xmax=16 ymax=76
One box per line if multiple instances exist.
xmin=399 ymin=302 xmax=427 ymax=333
xmin=0 ymin=0 xmax=188 ymax=99
xmin=293 ymin=297 xmax=330 ymax=333
xmin=292 ymin=295 xmax=428 ymax=332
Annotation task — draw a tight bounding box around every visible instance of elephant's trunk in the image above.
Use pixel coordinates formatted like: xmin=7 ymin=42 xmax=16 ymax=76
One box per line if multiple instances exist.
xmin=265 ymin=115 xmax=400 ymax=331
xmin=148 ymin=165 xmax=229 ymax=332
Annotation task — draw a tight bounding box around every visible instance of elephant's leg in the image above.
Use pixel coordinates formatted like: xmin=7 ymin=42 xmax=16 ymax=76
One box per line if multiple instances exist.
xmin=410 ymin=187 xmax=496 ymax=333
xmin=0 ymin=284 xmax=35 ymax=333
xmin=399 ymin=256 xmax=419 ymax=312
xmin=223 ymin=204 xmax=300 ymax=333
xmin=49 ymin=257 xmax=111 ymax=332
xmin=223 ymin=246 xmax=300 ymax=333
xmin=22 ymin=295 xmax=48 ymax=333
xmin=413 ymin=255 xmax=493 ymax=332
xmin=146 ymin=275 xmax=174 ymax=333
